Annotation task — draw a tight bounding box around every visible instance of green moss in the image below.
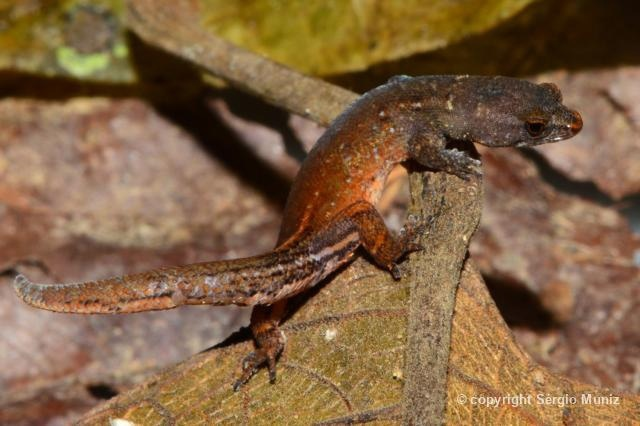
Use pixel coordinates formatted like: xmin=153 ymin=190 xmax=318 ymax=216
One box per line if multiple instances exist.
xmin=113 ymin=41 xmax=128 ymax=58
xmin=55 ymin=46 xmax=111 ymax=77
xmin=0 ymin=0 xmax=132 ymax=81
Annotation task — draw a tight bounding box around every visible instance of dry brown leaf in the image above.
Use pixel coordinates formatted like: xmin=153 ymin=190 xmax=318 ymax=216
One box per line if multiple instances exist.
xmin=76 ymin=258 xmax=639 ymax=424
xmin=472 ymin=147 xmax=640 ymax=392
xmin=447 ymin=262 xmax=639 ymax=425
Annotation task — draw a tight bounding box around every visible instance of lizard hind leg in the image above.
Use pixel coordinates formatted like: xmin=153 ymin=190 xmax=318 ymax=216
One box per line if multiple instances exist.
xmin=233 ymin=301 xmax=287 ymax=391
xmin=232 ymin=201 xmax=423 ymax=390
xmin=345 ymin=201 xmax=424 ymax=280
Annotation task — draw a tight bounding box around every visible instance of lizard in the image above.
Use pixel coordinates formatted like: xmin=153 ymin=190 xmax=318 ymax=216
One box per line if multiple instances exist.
xmin=13 ymin=75 xmax=582 ymax=390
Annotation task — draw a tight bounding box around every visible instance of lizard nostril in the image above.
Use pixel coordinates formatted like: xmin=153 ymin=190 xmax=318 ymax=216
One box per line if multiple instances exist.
xmin=569 ymin=110 xmax=583 ymax=134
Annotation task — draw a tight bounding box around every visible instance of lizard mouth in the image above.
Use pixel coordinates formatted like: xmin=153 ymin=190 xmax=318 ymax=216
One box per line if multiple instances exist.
xmin=549 ymin=110 xmax=583 ymax=142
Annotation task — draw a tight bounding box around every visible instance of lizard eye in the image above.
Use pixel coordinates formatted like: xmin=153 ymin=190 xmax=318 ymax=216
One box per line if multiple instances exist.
xmin=525 ymin=119 xmax=547 ymax=137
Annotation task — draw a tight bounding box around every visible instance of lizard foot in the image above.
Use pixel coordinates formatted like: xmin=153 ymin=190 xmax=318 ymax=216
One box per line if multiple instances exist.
xmin=386 ymin=215 xmax=426 ymax=280
xmin=399 ymin=214 xmax=426 ymax=254
xmin=233 ymin=327 xmax=285 ymax=391
xmin=385 ymin=216 xmax=426 ymax=280
xmin=441 ymin=148 xmax=482 ymax=180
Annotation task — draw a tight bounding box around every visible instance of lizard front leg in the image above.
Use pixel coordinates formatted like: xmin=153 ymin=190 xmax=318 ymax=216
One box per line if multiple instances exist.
xmin=407 ymin=128 xmax=482 ymax=180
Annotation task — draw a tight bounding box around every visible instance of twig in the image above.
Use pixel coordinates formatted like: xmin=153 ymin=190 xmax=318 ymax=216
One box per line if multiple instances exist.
xmin=126 ymin=0 xmax=358 ymax=127
xmin=403 ymin=172 xmax=482 ymax=425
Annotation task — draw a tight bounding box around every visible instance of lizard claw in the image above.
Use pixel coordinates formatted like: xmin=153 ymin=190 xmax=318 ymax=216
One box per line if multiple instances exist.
xmin=233 ymin=330 xmax=285 ymax=391
xmin=234 ymin=348 xmax=279 ymax=391
xmin=387 ymin=216 xmax=426 ymax=281
xmin=267 ymin=357 xmax=277 ymax=384
xmin=440 ymin=148 xmax=483 ymax=180
xmin=400 ymin=215 xmax=426 ymax=255
xmin=464 ymin=157 xmax=483 ymax=179
xmin=233 ymin=350 xmax=264 ymax=391
xmin=390 ymin=264 xmax=402 ymax=280
xmin=460 ymin=157 xmax=483 ymax=180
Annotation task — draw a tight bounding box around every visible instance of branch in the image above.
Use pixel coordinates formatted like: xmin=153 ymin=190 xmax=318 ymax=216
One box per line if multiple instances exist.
xmin=126 ymin=0 xmax=357 ymax=127
xmin=403 ymin=171 xmax=482 ymax=424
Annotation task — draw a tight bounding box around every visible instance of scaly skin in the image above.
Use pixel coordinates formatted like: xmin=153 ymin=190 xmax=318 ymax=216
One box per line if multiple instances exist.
xmin=14 ymin=75 xmax=582 ymax=389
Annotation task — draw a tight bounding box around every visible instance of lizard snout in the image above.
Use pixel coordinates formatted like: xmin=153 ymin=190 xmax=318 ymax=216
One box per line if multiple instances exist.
xmin=569 ymin=109 xmax=583 ymax=134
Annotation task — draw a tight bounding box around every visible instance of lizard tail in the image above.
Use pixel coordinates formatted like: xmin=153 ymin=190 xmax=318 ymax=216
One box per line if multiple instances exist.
xmin=13 ymin=248 xmax=318 ymax=314
xmin=14 ymin=216 xmax=364 ymax=314
xmin=14 ymin=271 xmax=188 ymax=314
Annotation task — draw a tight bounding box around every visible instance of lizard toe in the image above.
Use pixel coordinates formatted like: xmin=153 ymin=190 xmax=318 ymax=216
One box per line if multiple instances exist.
xmin=233 ymin=327 xmax=285 ymax=391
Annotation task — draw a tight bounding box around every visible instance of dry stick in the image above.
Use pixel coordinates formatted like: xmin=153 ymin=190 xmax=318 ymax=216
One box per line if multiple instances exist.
xmin=404 ymin=172 xmax=482 ymax=425
xmin=126 ymin=1 xmax=357 ymax=127
xmin=126 ymin=1 xmax=482 ymax=423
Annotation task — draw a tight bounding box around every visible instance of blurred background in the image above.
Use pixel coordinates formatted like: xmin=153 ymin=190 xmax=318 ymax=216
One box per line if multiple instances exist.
xmin=0 ymin=0 xmax=638 ymax=424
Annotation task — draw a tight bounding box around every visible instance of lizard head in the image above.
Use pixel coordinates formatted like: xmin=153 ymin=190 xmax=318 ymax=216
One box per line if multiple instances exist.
xmin=444 ymin=76 xmax=582 ymax=147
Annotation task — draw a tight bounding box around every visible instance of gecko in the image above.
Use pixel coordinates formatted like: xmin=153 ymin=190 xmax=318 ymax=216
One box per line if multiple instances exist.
xmin=14 ymin=75 xmax=582 ymax=390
